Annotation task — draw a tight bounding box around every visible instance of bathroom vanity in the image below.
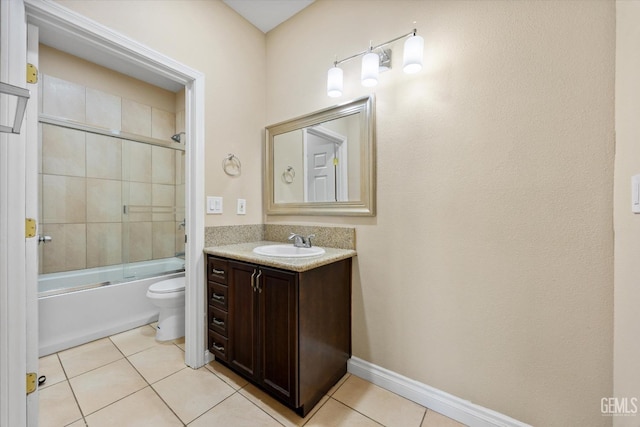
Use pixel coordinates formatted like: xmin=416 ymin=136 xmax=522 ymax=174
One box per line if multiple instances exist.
xmin=204 ymin=242 xmax=355 ymax=416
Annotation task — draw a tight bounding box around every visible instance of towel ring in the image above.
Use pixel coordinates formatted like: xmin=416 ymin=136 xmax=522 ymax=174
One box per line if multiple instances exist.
xmin=222 ymin=154 xmax=241 ymax=176
xmin=282 ymin=166 xmax=295 ymax=184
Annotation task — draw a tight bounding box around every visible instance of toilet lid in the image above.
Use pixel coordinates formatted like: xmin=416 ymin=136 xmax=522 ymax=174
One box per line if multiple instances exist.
xmin=148 ymin=277 xmax=185 ymax=294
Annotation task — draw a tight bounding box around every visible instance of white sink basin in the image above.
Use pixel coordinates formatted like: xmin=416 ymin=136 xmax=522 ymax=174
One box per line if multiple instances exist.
xmin=253 ymin=244 xmax=325 ymax=258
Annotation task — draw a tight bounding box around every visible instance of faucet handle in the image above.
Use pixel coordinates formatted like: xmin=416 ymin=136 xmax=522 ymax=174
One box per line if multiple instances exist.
xmin=305 ymin=234 xmax=315 ymax=247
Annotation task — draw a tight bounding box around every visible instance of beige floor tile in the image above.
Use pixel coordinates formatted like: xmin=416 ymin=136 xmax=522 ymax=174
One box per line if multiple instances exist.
xmin=305 ymin=398 xmax=383 ymax=427
xmin=66 ymin=420 xmax=87 ymax=427
xmin=85 ymin=386 xmax=182 ymax=427
xmin=174 ymin=336 xmax=185 ymax=351
xmin=153 ymin=367 xmax=235 ymax=424
xmin=332 ymin=375 xmax=426 ymax=427
xmin=69 ymin=358 xmax=146 ymax=415
xmin=110 ymin=324 xmax=159 ymax=356
xmin=38 ymin=354 xmax=66 ymax=389
xmin=239 ymin=383 xmax=327 ymax=427
xmin=205 ymin=360 xmax=249 ymax=390
xmin=327 ymin=373 xmax=351 ymax=396
xmin=127 ymin=342 xmax=186 ymax=384
xmin=421 ymin=409 xmax=467 ymax=427
xmin=58 ymin=338 xmax=123 ymax=378
xmin=38 ymin=381 xmax=83 ymax=427
xmin=188 ymin=393 xmax=282 ymax=427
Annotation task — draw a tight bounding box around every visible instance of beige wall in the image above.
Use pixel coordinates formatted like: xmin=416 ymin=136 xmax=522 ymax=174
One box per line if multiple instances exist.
xmin=615 ymin=2 xmax=640 ymax=426
xmin=55 ymin=0 xmax=266 ymax=227
xmin=266 ymin=1 xmax=614 ymax=425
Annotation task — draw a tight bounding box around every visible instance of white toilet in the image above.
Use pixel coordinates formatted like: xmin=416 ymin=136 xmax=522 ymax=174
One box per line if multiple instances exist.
xmin=146 ymin=277 xmax=185 ymax=341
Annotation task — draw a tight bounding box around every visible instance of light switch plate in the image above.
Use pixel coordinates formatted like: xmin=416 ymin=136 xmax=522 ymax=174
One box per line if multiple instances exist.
xmin=237 ymin=199 xmax=246 ymax=215
xmin=207 ymin=196 xmax=223 ymax=214
xmin=632 ymin=176 xmax=640 ymax=213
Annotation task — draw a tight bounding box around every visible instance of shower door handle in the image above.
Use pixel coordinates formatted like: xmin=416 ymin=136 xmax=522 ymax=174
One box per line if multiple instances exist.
xmin=38 ymin=235 xmax=52 ymax=244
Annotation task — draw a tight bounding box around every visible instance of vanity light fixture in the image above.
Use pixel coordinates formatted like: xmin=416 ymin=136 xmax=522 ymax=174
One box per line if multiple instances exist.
xmin=326 ymin=28 xmax=423 ymax=97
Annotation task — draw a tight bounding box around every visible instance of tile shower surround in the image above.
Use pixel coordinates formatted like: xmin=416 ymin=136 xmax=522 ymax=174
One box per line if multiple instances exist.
xmin=39 ymin=74 xmax=185 ymax=274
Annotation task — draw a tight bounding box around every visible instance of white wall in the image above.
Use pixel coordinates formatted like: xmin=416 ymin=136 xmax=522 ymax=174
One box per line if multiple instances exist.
xmin=614 ymin=2 xmax=640 ymax=426
xmin=266 ymin=1 xmax=615 ymax=425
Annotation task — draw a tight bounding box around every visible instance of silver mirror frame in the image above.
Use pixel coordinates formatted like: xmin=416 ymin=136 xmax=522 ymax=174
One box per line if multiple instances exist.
xmin=264 ymin=95 xmax=376 ymax=216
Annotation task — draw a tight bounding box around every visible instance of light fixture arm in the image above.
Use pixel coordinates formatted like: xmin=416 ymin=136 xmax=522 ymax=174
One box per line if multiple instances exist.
xmin=332 ymin=29 xmax=417 ymax=67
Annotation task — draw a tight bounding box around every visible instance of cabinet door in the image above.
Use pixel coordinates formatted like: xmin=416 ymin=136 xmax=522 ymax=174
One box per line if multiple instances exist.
xmin=260 ymin=267 xmax=298 ymax=406
xmin=228 ymin=260 xmax=259 ymax=380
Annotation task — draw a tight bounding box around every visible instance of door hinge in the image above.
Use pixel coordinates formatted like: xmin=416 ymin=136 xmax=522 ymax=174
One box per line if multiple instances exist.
xmin=26 ymin=64 xmax=38 ymax=84
xmin=25 ymin=218 xmax=36 ymax=238
xmin=26 ymin=372 xmax=37 ymax=395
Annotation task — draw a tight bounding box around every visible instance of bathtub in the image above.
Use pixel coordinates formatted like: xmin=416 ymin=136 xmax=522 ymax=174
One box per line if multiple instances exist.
xmin=38 ymin=257 xmax=185 ymax=356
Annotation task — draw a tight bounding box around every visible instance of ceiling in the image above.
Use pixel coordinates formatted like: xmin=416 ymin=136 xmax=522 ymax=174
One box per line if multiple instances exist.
xmin=223 ymin=0 xmax=315 ymax=33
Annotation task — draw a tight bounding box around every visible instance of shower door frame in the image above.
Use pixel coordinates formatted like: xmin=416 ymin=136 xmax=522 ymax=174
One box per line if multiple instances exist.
xmin=23 ymin=0 xmax=207 ymax=369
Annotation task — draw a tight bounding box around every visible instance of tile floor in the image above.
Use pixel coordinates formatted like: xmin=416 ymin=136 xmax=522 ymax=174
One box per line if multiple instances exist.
xmin=38 ymin=324 xmax=466 ymax=427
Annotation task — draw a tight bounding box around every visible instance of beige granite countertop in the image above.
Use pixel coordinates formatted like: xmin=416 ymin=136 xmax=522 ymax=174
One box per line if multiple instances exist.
xmin=203 ymin=241 xmax=356 ymax=272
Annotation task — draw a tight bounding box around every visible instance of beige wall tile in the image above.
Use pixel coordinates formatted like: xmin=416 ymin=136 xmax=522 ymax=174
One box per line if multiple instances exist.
xmin=124 ymin=182 xmax=152 ymax=222
xmin=123 ymin=141 xmax=151 ymax=183
xmin=152 ymin=146 xmax=175 ymax=185
xmin=152 ymin=184 xmax=175 ymax=221
xmin=42 ymin=75 xmax=86 ymax=122
xmin=86 ymin=87 xmax=122 ymax=130
xmin=87 ymin=178 xmax=122 ymax=223
xmin=86 ymin=134 xmax=122 ymax=180
xmin=41 ymin=223 xmax=87 ymax=274
xmin=122 ymin=98 xmax=152 ymax=137
xmin=175 ymin=110 xmax=185 ymax=134
xmin=175 ymin=151 xmax=185 ymax=185
xmin=151 ymin=108 xmax=175 ymax=141
xmin=86 ymin=223 xmax=122 ymax=267
xmin=126 ymin=221 xmax=152 ymax=262
xmin=42 ymin=124 xmax=85 ymax=177
xmin=152 ymin=221 xmax=176 ymax=259
xmin=42 ymin=175 xmax=86 ymax=224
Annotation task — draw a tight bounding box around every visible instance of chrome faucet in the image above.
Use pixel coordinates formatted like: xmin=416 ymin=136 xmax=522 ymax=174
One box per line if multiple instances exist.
xmin=288 ymin=232 xmax=315 ymax=248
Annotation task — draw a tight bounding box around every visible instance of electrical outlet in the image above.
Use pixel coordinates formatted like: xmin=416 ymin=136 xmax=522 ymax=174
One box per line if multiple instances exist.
xmin=237 ymin=198 xmax=246 ymax=215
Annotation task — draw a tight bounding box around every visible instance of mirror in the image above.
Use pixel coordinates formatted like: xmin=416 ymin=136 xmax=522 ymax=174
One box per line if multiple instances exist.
xmin=264 ymin=96 xmax=376 ymax=216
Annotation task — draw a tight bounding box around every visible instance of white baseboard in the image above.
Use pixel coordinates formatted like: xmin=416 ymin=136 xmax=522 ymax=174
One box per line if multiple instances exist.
xmin=347 ymin=357 xmax=531 ymax=427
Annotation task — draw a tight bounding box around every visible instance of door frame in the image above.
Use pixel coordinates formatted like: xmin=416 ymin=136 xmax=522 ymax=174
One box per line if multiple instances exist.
xmin=22 ymin=0 xmax=207 ymax=370
xmin=0 ymin=0 xmax=29 ymax=425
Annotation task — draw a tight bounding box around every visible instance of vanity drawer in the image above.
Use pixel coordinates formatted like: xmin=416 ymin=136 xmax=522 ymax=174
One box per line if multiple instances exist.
xmin=207 ymin=256 xmax=228 ymax=284
xmin=208 ymin=282 xmax=228 ymax=310
xmin=209 ymin=330 xmax=229 ymax=362
xmin=209 ymin=306 xmax=228 ymax=336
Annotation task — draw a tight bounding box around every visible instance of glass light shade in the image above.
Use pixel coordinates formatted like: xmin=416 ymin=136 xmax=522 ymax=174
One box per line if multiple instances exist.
xmin=327 ymin=66 xmax=343 ymax=98
xmin=403 ymin=34 xmax=424 ymax=74
xmin=361 ymin=52 xmax=379 ymax=87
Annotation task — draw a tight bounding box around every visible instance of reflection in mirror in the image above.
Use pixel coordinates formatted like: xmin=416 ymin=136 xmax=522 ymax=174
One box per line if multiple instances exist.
xmin=265 ymin=96 xmax=375 ymax=216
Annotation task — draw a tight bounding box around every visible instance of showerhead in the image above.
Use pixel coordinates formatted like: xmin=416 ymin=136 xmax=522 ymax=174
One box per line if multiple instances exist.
xmin=171 ymin=132 xmax=185 ymax=143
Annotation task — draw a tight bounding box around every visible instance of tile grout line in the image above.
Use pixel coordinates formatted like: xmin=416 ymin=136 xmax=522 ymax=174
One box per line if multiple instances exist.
xmin=114 ymin=334 xmax=189 ymax=426
xmin=54 ymin=352 xmax=87 ymax=426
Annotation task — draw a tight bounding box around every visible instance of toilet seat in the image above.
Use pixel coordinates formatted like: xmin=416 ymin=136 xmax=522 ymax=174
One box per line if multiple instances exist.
xmin=148 ymin=277 xmax=185 ymax=294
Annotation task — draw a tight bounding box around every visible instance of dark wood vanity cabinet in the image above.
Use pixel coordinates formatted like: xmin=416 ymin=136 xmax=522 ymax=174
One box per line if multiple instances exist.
xmin=206 ymin=254 xmax=352 ymax=417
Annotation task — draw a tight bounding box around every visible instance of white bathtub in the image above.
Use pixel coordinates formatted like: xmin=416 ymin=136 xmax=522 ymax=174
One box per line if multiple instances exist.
xmin=38 ymin=257 xmax=185 ymax=356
